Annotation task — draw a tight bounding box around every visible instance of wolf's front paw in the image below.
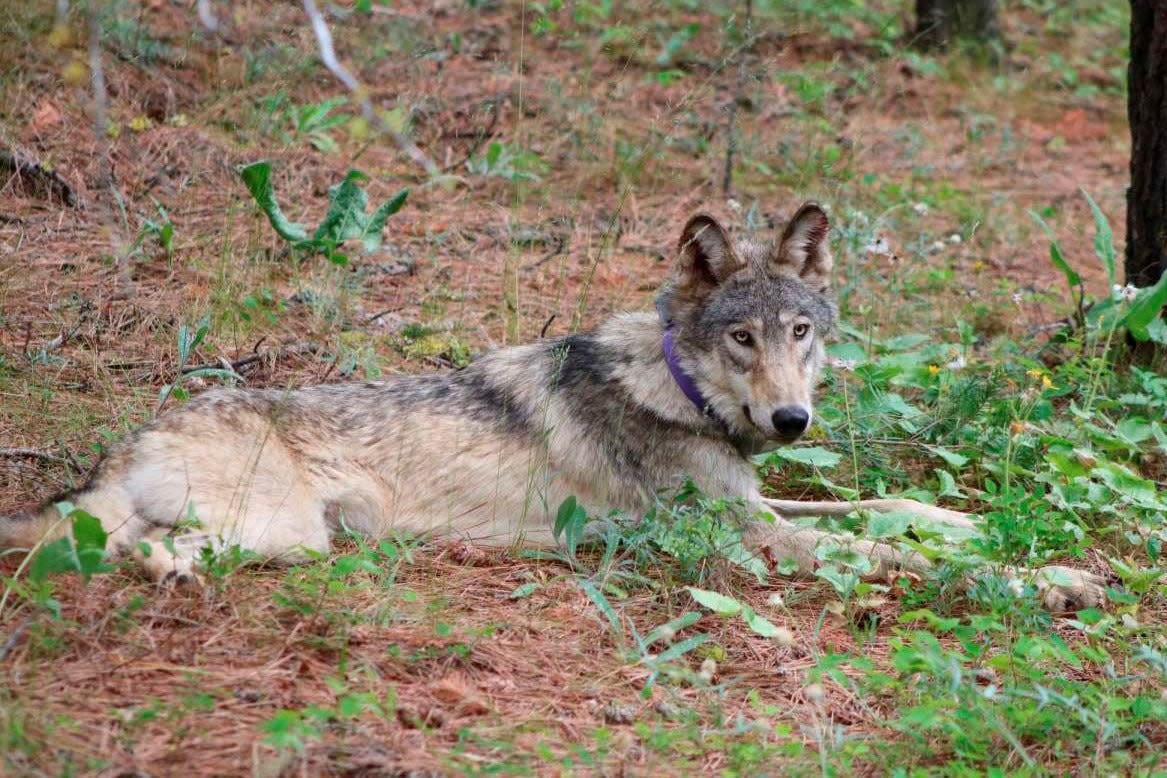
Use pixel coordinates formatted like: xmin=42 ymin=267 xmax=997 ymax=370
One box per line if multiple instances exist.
xmin=1033 ymin=565 xmax=1107 ymax=613
xmin=158 ymin=568 xmax=205 ymax=590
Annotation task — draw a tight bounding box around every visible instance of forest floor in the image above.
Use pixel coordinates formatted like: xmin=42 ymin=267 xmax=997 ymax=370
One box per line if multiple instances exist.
xmin=1 ymin=1 xmax=1160 ymax=775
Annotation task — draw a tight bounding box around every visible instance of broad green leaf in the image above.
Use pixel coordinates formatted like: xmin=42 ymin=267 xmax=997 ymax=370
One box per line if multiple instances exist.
xmin=646 ymin=611 xmax=702 ymax=646
xmin=1037 ymin=566 xmax=1078 ymax=588
xmin=314 ymin=170 xmax=370 ymax=244
xmin=826 ymin=341 xmax=866 ymax=364
xmin=881 ymin=333 xmax=930 ymax=352
xmin=553 ymin=495 xmax=577 ymax=540
xmin=926 ymin=445 xmax=968 ymax=468
xmin=741 ymin=606 xmax=782 ymax=638
xmin=867 ymin=511 xmax=913 ymax=539
xmin=70 ymin=510 xmax=110 ymax=580
xmin=362 ymin=188 xmax=409 ymax=253
xmin=579 ymin=579 xmax=622 ymax=636
xmin=767 ymin=446 xmax=842 ymax=469
xmin=655 ymin=633 xmax=710 ymax=663
xmin=815 ymin=564 xmax=859 ymax=598
xmin=898 ymin=608 xmax=961 ymax=632
xmin=238 ymin=161 xmax=309 ymax=243
xmin=28 ymin=508 xmax=110 ymax=583
xmin=686 ymin=586 xmax=744 ymax=616
xmin=1145 ymin=316 xmax=1167 ymax=344
xmin=1092 ymin=461 xmax=1165 ymax=509
xmin=1081 ymin=188 xmax=1116 ymax=288
xmin=1124 ymin=271 xmax=1167 ymax=341
xmin=28 ymin=536 xmax=79 ymax=582
xmin=509 ymin=582 xmax=540 ymax=599
xmin=934 ymin=469 xmax=966 ymax=499
xmin=1028 ymin=210 xmax=1080 ymax=289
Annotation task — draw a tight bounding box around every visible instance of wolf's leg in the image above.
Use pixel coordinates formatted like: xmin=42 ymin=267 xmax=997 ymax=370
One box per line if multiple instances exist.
xmin=760 ymin=497 xmax=976 ymax=530
xmin=132 ymin=493 xmax=332 ymax=587
xmin=746 ymin=511 xmax=1106 ymax=612
xmin=743 ymin=515 xmax=931 ymax=581
xmin=133 ymin=526 xmax=206 ymax=587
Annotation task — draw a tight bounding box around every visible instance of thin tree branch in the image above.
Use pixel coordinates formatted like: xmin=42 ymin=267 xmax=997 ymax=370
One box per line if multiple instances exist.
xmin=196 ymin=0 xmax=219 ymax=32
xmin=0 ymin=448 xmax=74 ymax=468
xmin=300 ymin=0 xmax=439 ymax=178
xmin=722 ymin=0 xmax=754 ymax=197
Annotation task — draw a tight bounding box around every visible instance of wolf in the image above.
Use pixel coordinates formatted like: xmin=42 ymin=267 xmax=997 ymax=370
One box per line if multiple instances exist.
xmin=0 ymin=203 xmax=1103 ymax=610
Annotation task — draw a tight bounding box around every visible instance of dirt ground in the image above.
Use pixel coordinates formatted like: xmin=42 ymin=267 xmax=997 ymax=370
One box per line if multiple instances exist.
xmin=0 ymin=1 xmax=1140 ymax=774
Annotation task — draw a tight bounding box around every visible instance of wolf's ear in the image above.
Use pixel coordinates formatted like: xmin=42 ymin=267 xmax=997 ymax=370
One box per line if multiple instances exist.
xmin=772 ymin=202 xmax=832 ymax=292
xmin=676 ymin=213 xmax=744 ymax=290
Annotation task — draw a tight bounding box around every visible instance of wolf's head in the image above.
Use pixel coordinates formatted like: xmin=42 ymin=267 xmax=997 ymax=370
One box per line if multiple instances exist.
xmin=656 ymin=202 xmax=836 ymax=450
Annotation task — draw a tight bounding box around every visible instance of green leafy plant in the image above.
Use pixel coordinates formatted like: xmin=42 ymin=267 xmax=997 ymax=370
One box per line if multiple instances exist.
xmin=158 ymin=314 xmax=240 ymax=408
xmin=1031 ymin=190 xmax=1167 ymax=344
xmin=466 ymin=142 xmax=549 ymax=182
xmin=238 ymin=161 xmax=408 ymax=265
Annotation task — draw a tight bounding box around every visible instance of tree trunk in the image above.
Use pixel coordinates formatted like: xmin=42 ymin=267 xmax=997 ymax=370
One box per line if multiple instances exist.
xmin=914 ymin=0 xmax=999 ymax=49
xmin=1126 ymin=0 xmax=1167 ymax=289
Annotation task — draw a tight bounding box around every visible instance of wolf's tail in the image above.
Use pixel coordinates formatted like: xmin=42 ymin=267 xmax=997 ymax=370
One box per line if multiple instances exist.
xmin=0 ymin=503 xmax=70 ymax=552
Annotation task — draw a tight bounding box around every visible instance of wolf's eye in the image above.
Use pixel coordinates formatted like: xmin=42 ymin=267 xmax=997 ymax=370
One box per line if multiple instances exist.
xmin=731 ymin=330 xmax=754 ymax=347
xmin=792 ymin=323 xmax=810 ymax=340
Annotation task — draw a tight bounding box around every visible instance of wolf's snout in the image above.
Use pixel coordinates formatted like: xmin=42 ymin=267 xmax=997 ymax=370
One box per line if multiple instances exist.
xmin=771 ymin=406 xmax=810 ymax=439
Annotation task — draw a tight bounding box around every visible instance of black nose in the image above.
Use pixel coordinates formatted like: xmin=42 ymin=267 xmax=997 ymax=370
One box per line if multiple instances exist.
xmin=771 ymin=406 xmax=810 ymax=438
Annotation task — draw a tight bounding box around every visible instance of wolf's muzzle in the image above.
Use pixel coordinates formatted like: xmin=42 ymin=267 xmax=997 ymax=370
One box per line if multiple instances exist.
xmin=771 ymin=406 xmax=810 ymax=440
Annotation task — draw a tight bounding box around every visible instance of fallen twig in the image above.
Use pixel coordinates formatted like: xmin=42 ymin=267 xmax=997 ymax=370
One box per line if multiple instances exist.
xmin=181 ymin=341 xmax=321 ymax=376
xmin=0 ymin=615 xmax=34 ymax=662
xmin=0 ymin=448 xmax=75 ymax=468
xmin=0 ymin=149 xmax=78 ymax=206
xmin=301 ymin=0 xmax=439 ymax=178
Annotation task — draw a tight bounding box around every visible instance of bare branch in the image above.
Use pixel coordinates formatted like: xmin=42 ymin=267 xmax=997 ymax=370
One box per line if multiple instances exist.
xmin=300 ymin=0 xmax=439 ymax=178
xmin=722 ymin=0 xmax=754 ymax=197
xmin=196 ymin=0 xmax=220 ymax=32
xmin=87 ymin=7 xmax=109 ymax=156
xmin=0 ymin=448 xmax=74 ymax=468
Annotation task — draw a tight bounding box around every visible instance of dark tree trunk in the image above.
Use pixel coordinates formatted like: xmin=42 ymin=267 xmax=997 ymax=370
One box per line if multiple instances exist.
xmin=1126 ymin=0 xmax=1167 ymax=289
xmin=914 ymin=0 xmax=999 ymax=49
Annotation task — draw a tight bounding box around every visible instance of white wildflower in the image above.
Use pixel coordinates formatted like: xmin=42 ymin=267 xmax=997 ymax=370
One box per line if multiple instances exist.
xmin=657 ymin=625 xmax=676 ymax=643
xmin=772 ymin=627 xmax=795 ymax=648
xmin=830 ymin=358 xmax=857 ymax=372
xmin=766 ymin=592 xmax=785 ymax=607
xmin=1012 ymin=292 xmax=1024 ymax=306
xmin=948 ymin=233 xmax=962 ymax=244
xmin=1007 ymin=578 xmax=1025 ymax=597
xmin=912 ymin=202 xmax=929 ymax=215
xmin=726 ymin=198 xmax=742 ymax=213
xmin=699 ymin=658 xmax=717 ymax=682
xmin=864 ymin=236 xmax=891 ymax=256
xmin=930 ymin=240 xmax=946 ymax=253
xmin=945 ymin=355 xmax=967 ymax=371
xmin=1121 ymin=284 xmax=1138 ymax=303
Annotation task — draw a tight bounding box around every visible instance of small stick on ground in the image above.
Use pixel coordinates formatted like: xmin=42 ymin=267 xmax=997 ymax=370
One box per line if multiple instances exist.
xmin=0 ymin=149 xmax=78 ymax=207
xmin=180 ymin=341 xmax=321 ymax=376
xmin=0 ymin=615 xmax=34 ymax=662
xmin=0 ymin=448 xmax=75 ymax=468
xmin=300 ymin=0 xmax=440 ymax=178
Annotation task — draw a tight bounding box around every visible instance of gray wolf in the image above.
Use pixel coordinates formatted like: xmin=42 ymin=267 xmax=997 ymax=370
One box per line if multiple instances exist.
xmin=0 ymin=203 xmax=1103 ymax=610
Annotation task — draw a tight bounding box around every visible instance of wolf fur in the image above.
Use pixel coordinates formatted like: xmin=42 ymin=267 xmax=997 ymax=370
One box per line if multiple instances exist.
xmin=0 ymin=203 xmax=1103 ymax=610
